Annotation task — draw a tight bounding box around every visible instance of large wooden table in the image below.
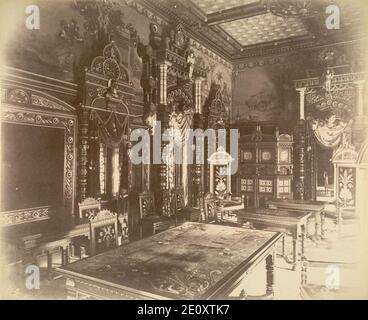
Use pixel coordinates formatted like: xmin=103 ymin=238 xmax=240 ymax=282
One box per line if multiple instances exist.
xmin=267 ymin=199 xmax=327 ymax=240
xmin=237 ymin=208 xmax=311 ymax=270
xmin=56 ymin=222 xmax=283 ymax=300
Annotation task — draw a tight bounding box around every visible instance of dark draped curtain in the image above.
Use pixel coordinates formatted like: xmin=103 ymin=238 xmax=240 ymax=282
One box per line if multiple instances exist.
xmin=87 ymin=109 xmax=129 ymax=198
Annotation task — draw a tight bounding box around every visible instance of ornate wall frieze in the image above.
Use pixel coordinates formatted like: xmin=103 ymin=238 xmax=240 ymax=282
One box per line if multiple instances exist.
xmin=1 ymin=87 xmax=75 ymax=113
xmin=0 ymin=206 xmax=51 ymax=226
xmin=294 ymin=72 xmax=365 ymax=89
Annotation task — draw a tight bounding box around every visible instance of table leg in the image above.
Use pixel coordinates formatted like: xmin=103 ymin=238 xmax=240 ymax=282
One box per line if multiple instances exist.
xmin=46 ymin=251 xmax=53 ymax=275
xmin=282 ymin=235 xmax=286 ymax=258
xmin=314 ymin=212 xmax=322 ymax=240
xmin=61 ymin=246 xmax=69 ymax=266
xmin=301 ymin=224 xmax=306 ymax=259
xmin=292 ymin=233 xmax=298 ymax=271
xmin=266 ymin=253 xmax=275 ymax=297
xmin=306 ymin=216 xmax=315 ymax=241
xmin=293 ymin=237 xmax=298 ymax=270
xmin=321 ymin=211 xmax=326 ymax=239
xmin=305 ymin=218 xmax=309 ymax=237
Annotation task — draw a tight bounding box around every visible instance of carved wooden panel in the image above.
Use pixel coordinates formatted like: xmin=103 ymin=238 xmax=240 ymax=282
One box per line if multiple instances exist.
xmin=338 ymin=167 xmax=356 ymax=208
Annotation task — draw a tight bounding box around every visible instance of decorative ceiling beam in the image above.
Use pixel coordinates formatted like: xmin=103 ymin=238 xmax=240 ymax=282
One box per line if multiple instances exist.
xmin=206 ymin=0 xmax=268 ymax=25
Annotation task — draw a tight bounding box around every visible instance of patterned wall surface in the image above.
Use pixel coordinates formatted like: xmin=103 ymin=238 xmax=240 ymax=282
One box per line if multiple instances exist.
xmin=232 ymin=42 xmax=365 ymax=123
xmin=220 ymin=13 xmax=308 ymax=46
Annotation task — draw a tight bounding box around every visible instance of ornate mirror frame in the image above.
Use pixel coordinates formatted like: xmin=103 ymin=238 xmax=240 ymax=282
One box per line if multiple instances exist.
xmin=0 ymin=84 xmax=77 ymax=227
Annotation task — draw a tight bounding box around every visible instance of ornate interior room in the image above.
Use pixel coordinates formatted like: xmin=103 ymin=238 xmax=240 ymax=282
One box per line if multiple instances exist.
xmin=0 ymin=0 xmax=368 ymax=300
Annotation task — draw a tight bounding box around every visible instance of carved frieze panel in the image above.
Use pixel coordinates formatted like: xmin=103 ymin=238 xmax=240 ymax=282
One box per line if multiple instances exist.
xmin=0 ymin=206 xmax=51 ymax=226
xmin=1 ymin=87 xmax=74 ymax=113
xmin=338 ymin=167 xmax=356 ymax=208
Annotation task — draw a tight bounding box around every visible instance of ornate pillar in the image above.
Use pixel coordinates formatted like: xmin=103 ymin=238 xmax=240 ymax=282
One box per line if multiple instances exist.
xmin=294 ymin=88 xmax=307 ymax=200
xmin=297 ymin=87 xmax=306 ymax=120
xmin=295 ymin=120 xmax=306 ymax=200
xmin=192 ymin=78 xmax=204 ymax=207
xmin=194 ymin=77 xmax=204 ymax=113
xmin=156 ymin=61 xmax=171 ymax=216
xmin=193 ymin=113 xmax=204 ymax=208
xmin=110 ymin=147 xmax=120 ymax=198
xmin=159 ymin=62 xmax=171 ymax=106
xmin=78 ymin=106 xmax=89 ymax=202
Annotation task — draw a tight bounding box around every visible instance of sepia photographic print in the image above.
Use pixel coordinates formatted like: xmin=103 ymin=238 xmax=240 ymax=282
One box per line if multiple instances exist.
xmin=0 ymin=0 xmax=368 ymax=304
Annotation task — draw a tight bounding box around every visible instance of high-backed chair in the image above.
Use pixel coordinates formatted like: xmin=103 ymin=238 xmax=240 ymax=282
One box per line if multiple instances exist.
xmin=78 ymin=197 xmax=101 ymax=221
xmin=89 ymin=210 xmax=118 ymax=256
xmin=138 ymin=191 xmax=172 ymax=237
xmin=172 ymin=187 xmax=201 ymax=223
xmin=203 ymin=192 xmax=218 ymax=223
xmin=138 ymin=191 xmax=156 ymax=218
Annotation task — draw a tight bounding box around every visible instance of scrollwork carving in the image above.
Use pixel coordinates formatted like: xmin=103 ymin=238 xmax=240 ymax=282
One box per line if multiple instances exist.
xmin=0 ymin=206 xmax=51 ymax=226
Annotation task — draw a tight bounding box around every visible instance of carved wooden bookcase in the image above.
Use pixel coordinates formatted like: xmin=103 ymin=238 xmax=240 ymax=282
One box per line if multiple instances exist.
xmin=238 ymin=126 xmax=293 ymax=208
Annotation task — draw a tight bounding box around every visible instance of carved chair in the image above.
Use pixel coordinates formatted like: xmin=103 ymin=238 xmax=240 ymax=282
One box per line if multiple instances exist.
xmin=203 ymin=192 xmax=218 ymax=223
xmin=138 ymin=191 xmax=172 ymax=237
xmin=172 ymin=187 xmax=201 ymax=223
xmin=78 ymin=197 xmax=101 ymax=221
xmin=89 ymin=209 xmax=118 ymax=256
xmin=138 ymin=191 xmax=156 ymax=218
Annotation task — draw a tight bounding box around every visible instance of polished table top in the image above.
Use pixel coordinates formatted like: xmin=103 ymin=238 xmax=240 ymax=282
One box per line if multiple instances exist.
xmin=238 ymin=208 xmax=311 ymax=223
xmin=267 ymin=199 xmax=327 ymax=211
xmin=57 ymin=222 xmax=282 ymax=299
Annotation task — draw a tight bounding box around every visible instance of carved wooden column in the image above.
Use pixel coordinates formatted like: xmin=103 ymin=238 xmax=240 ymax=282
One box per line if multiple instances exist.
xmin=294 ymin=88 xmax=307 ymax=200
xmin=192 ymin=77 xmax=204 ymax=207
xmin=110 ymin=147 xmax=120 ymax=198
xmin=78 ymin=106 xmax=89 ymax=202
xmin=194 ymin=78 xmax=203 ymax=113
xmin=193 ymin=113 xmax=204 ymax=208
xmin=156 ymin=61 xmax=171 ymax=216
xmin=297 ymin=87 xmax=306 ymax=120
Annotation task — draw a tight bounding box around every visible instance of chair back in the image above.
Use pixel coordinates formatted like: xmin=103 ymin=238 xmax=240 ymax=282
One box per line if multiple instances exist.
xmin=78 ymin=197 xmax=101 ymax=220
xmin=138 ymin=191 xmax=155 ymax=218
xmin=89 ymin=210 xmax=118 ymax=255
xmin=203 ymin=192 xmax=217 ymax=222
xmin=173 ymin=187 xmax=185 ymax=213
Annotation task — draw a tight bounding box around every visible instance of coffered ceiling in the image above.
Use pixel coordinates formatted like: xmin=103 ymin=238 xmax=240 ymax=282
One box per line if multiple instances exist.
xmin=140 ymin=0 xmax=366 ymax=62
xmin=219 ymin=13 xmax=308 ymax=46
xmin=191 ymin=0 xmax=258 ymax=15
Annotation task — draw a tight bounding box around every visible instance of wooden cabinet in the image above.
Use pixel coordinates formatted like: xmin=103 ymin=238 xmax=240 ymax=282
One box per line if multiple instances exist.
xmin=238 ymin=125 xmax=293 ymax=208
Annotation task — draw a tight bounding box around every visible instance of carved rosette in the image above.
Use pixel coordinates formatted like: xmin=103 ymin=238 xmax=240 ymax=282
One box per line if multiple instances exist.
xmin=90 ymin=41 xmax=129 ymax=82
